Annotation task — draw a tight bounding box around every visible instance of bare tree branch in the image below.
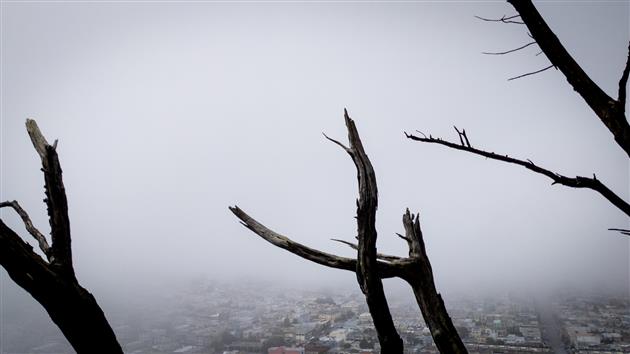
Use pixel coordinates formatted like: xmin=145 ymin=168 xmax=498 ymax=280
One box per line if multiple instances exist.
xmin=618 ymin=41 xmax=630 ymax=110
xmin=26 ymin=118 xmax=51 ymax=160
xmin=322 ymin=132 xmax=351 ymax=154
xmin=398 ymin=210 xmax=467 ymax=354
xmin=231 ymin=112 xmax=468 ymax=353
xmin=508 ymin=64 xmax=555 ymax=81
xmin=482 ymin=41 xmax=537 ymax=55
xmin=507 ymin=0 xmax=630 ymax=157
xmin=405 ymin=131 xmax=630 ymax=217
xmin=453 ymin=126 xmax=471 ymax=148
xmin=0 ymin=200 xmax=51 ymax=260
xmin=327 ymin=109 xmax=404 ymax=352
xmin=229 ymin=206 xmax=403 ymax=279
xmin=608 ymin=228 xmax=630 ymax=236
xmin=402 ymin=210 xmax=426 ymax=260
xmin=25 ymin=119 xmax=73 ymax=275
xmin=1 ymin=119 xmax=122 ymax=353
xmin=474 ymin=14 xmax=524 ymax=24
xmin=330 ymin=238 xmax=402 ymax=262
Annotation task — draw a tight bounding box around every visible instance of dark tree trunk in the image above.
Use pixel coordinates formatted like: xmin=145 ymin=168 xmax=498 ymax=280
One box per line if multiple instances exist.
xmin=508 ymin=0 xmax=630 ymax=159
xmin=342 ymin=111 xmax=404 ymax=354
xmin=0 ymin=120 xmax=123 ymax=354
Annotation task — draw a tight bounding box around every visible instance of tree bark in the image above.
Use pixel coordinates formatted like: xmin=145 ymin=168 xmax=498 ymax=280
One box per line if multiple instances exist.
xmin=339 ymin=110 xmax=404 ymax=354
xmin=231 ymin=111 xmax=467 ymax=354
xmin=398 ymin=210 xmax=468 ymax=354
xmin=0 ymin=120 xmax=123 ymax=354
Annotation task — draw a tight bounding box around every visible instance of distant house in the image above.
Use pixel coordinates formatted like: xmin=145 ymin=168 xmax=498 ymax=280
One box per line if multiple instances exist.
xmin=268 ymin=346 xmax=305 ymax=354
xmin=304 ymin=344 xmax=330 ymax=354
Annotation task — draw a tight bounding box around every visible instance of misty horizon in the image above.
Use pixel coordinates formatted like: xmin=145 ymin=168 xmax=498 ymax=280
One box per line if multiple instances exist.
xmin=1 ymin=0 xmax=629 ymax=352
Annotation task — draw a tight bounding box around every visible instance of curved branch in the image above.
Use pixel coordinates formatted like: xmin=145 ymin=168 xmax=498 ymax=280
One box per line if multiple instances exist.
xmin=507 ymin=0 xmax=630 ymax=157
xmin=405 ymin=131 xmax=630 ymax=217
xmin=229 ymin=206 xmax=402 ymax=279
xmin=0 ymin=200 xmax=51 ymax=260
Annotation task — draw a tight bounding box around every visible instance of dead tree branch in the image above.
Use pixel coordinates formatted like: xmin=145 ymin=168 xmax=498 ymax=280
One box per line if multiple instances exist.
xmin=482 ymin=41 xmax=537 ymax=55
xmin=398 ymin=209 xmax=467 ymax=354
xmin=405 ymin=131 xmax=630 ymax=217
xmin=228 ymin=206 xmax=403 ymax=278
xmin=0 ymin=200 xmax=51 ymax=260
xmin=26 ymin=119 xmax=73 ymax=276
xmin=618 ymin=41 xmax=630 ymax=110
xmin=507 ymin=0 xmax=630 ymax=157
xmin=608 ymin=228 xmax=630 ymax=236
xmin=0 ymin=120 xmax=122 ymax=354
xmin=508 ymin=64 xmax=555 ymax=81
xmin=231 ymin=111 xmax=468 ymax=354
xmin=333 ymin=109 xmax=403 ymax=353
xmin=474 ymin=14 xmax=524 ymax=25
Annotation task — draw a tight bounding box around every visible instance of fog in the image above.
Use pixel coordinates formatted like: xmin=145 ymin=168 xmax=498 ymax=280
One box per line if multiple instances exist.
xmin=1 ymin=0 xmax=628 ymax=327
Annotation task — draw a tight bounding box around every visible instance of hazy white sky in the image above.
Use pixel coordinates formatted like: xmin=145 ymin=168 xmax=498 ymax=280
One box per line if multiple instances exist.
xmin=1 ymin=0 xmax=628 ymax=314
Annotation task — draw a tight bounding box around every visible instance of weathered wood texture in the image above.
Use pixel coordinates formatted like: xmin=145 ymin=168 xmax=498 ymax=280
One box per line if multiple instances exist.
xmin=231 ymin=111 xmax=467 ymax=354
xmin=0 ymin=120 xmax=123 ymax=354
xmin=398 ymin=210 xmax=468 ymax=354
xmin=336 ymin=110 xmax=404 ymax=353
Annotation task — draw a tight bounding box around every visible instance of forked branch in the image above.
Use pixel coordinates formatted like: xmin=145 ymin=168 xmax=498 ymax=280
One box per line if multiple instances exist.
xmin=398 ymin=210 xmax=467 ymax=354
xmin=228 ymin=206 xmax=402 ymax=278
xmin=609 ymin=228 xmax=630 ymax=236
xmin=231 ymin=111 xmax=467 ymax=353
xmin=405 ymin=130 xmax=630 ymax=217
xmin=0 ymin=119 xmax=122 ymax=353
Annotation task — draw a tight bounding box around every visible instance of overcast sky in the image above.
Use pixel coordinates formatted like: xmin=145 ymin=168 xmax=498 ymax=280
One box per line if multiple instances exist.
xmin=1 ymin=0 xmax=628 ymax=324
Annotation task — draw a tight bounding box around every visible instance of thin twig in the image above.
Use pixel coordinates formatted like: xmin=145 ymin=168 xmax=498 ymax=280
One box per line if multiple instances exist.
xmin=474 ymin=14 xmax=524 ymax=24
xmin=608 ymin=228 xmax=630 ymax=236
xmin=483 ymin=41 xmax=537 ymax=55
xmin=508 ymin=64 xmax=554 ymax=81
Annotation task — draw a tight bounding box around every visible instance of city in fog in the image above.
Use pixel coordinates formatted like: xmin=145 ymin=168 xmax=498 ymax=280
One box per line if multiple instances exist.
xmin=1 ymin=1 xmax=628 ymax=353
